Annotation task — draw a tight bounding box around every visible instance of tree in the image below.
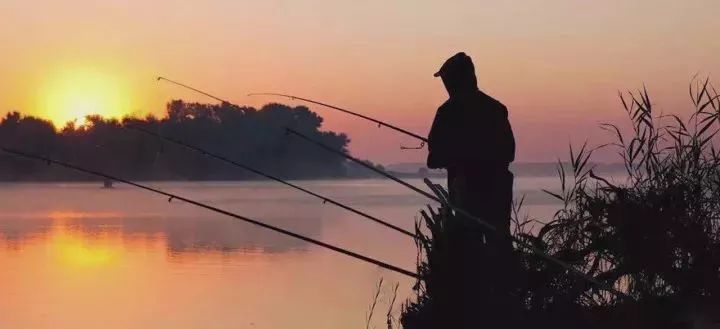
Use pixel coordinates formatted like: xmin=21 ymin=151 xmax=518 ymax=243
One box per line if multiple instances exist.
xmin=0 ymin=100 xmax=352 ymax=181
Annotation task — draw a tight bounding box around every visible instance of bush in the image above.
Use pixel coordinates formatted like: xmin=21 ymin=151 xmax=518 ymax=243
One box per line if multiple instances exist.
xmin=515 ymin=79 xmax=720 ymax=307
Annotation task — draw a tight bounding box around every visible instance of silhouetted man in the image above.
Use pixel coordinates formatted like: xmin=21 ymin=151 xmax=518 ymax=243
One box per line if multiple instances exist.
xmin=427 ymin=52 xmax=518 ymax=328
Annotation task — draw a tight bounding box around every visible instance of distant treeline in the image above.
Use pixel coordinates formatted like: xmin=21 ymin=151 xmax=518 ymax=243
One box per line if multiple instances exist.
xmin=0 ymin=101 xmax=364 ymax=181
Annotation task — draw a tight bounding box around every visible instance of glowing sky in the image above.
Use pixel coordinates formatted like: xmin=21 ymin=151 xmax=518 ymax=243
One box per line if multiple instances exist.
xmin=1 ymin=0 xmax=718 ymax=163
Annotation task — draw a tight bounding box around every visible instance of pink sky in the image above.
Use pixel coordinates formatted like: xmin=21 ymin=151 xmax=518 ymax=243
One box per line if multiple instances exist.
xmin=1 ymin=0 xmax=718 ymax=163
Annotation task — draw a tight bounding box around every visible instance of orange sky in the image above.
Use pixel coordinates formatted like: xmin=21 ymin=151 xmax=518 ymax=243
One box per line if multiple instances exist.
xmin=1 ymin=0 xmax=718 ymax=163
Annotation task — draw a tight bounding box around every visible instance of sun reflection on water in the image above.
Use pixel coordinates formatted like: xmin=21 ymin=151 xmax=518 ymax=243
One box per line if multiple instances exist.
xmin=52 ymin=231 xmax=119 ymax=267
xmin=47 ymin=210 xmax=125 ymax=220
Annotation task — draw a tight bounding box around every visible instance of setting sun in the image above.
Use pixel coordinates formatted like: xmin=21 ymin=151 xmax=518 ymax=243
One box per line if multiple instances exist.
xmin=37 ymin=67 xmax=131 ymax=127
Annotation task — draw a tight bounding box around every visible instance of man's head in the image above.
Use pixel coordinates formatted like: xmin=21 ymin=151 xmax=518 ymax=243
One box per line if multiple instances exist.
xmin=434 ymin=52 xmax=478 ymax=97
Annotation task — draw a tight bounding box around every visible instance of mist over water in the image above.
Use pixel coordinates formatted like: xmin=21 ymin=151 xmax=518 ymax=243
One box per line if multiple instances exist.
xmin=0 ymin=178 xmax=561 ymax=329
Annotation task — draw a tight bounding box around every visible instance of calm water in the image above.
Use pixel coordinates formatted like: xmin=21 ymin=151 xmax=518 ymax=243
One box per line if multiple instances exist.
xmin=0 ymin=178 xmax=561 ymax=329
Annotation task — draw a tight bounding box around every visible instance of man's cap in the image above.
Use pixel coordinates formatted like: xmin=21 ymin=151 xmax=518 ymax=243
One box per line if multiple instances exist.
xmin=433 ymin=52 xmax=474 ymax=77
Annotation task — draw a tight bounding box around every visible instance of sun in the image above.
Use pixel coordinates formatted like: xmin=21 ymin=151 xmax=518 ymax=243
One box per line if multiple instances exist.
xmin=38 ymin=67 xmax=131 ymax=127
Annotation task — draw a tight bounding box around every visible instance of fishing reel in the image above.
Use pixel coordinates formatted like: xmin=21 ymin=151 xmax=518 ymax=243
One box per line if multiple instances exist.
xmin=400 ymin=141 xmax=425 ymax=150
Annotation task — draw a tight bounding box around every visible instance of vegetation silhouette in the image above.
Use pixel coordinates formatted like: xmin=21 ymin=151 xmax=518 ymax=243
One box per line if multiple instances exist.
xmin=402 ymin=79 xmax=720 ymax=328
xmin=0 ymin=101 xmax=352 ymax=181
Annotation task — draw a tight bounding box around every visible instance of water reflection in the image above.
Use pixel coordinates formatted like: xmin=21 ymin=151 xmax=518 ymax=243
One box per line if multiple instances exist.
xmin=52 ymin=229 xmax=121 ymax=267
xmin=0 ymin=179 xmax=562 ymax=329
xmin=0 ymin=210 xmax=320 ymax=257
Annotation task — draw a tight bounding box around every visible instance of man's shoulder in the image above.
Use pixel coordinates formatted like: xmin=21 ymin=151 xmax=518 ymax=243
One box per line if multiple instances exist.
xmin=476 ymin=91 xmax=508 ymax=117
xmin=434 ymin=100 xmax=455 ymax=118
xmin=477 ymin=91 xmax=506 ymax=108
xmin=438 ymin=99 xmax=453 ymax=111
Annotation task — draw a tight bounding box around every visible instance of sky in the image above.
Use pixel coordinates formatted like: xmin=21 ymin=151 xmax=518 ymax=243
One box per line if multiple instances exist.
xmin=1 ymin=0 xmax=718 ymax=164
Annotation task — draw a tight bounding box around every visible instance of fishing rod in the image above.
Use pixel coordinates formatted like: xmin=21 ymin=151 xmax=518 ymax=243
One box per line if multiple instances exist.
xmin=248 ymin=93 xmax=428 ymax=149
xmin=154 ymin=77 xmax=417 ymax=237
xmin=286 ymin=129 xmax=440 ymax=204
xmin=124 ymin=124 xmax=416 ymax=239
xmin=284 ymin=128 xmax=632 ymax=300
xmin=0 ymin=146 xmax=417 ymax=279
xmin=157 ymin=77 xmax=238 ymax=107
xmin=155 ymin=76 xmax=427 ymax=149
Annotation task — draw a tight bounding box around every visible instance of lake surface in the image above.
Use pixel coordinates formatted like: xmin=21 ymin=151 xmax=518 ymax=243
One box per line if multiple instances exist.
xmin=0 ymin=178 xmax=562 ymax=329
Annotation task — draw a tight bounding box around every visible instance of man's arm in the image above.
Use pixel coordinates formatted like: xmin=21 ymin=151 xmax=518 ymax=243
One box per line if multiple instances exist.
xmin=427 ymin=105 xmax=452 ymax=169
